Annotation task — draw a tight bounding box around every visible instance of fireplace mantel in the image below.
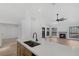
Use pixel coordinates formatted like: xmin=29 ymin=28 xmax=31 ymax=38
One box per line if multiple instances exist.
xmin=59 ymin=32 xmax=67 ymax=34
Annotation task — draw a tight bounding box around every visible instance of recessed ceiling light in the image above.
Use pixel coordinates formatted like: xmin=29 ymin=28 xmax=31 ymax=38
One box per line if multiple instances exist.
xmin=38 ymin=8 xmax=41 ymax=12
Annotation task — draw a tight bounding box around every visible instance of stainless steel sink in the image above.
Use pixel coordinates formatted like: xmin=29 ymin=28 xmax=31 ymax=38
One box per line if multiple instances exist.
xmin=24 ymin=40 xmax=40 ymax=47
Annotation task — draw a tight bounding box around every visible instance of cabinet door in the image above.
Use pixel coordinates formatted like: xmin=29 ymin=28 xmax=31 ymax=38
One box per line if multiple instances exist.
xmin=17 ymin=42 xmax=21 ymax=56
xmin=21 ymin=46 xmax=32 ymax=56
xmin=17 ymin=42 xmax=32 ymax=56
xmin=24 ymin=47 xmax=32 ymax=56
xmin=20 ymin=45 xmax=25 ymax=56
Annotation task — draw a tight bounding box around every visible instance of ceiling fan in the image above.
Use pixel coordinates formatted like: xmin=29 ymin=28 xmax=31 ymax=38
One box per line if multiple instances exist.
xmin=56 ymin=13 xmax=67 ymax=22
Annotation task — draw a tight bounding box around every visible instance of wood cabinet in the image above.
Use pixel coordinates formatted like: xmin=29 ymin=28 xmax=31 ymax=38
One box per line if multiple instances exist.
xmin=17 ymin=42 xmax=32 ymax=56
xmin=17 ymin=42 xmax=21 ymax=56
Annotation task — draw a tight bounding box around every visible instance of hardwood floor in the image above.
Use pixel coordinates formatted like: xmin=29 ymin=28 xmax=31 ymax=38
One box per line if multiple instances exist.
xmin=0 ymin=39 xmax=17 ymax=56
xmin=49 ymin=37 xmax=79 ymax=47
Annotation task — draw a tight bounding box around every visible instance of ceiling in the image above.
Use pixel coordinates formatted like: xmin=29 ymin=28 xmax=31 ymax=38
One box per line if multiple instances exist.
xmin=0 ymin=3 xmax=79 ymax=24
xmin=0 ymin=3 xmax=50 ymax=24
xmin=0 ymin=3 xmax=27 ymax=24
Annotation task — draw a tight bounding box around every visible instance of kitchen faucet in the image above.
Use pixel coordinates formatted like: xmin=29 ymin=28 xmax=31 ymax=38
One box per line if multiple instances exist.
xmin=33 ymin=32 xmax=38 ymax=41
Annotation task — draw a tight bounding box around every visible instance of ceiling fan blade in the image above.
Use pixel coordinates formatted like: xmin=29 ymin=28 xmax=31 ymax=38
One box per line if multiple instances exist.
xmin=59 ymin=18 xmax=67 ymax=21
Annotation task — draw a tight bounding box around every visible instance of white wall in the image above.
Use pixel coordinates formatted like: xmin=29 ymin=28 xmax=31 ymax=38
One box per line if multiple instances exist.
xmin=21 ymin=3 xmax=79 ymax=41
xmin=21 ymin=4 xmax=49 ymax=41
xmin=0 ymin=19 xmax=19 ymax=25
xmin=0 ymin=23 xmax=19 ymax=39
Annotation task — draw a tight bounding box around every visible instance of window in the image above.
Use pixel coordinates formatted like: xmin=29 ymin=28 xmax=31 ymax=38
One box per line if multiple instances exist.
xmin=47 ymin=28 xmax=50 ymax=36
xmin=42 ymin=27 xmax=45 ymax=38
xmin=51 ymin=28 xmax=57 ymax=36
xmin=69 ymin=26 xmax=79 ymax=38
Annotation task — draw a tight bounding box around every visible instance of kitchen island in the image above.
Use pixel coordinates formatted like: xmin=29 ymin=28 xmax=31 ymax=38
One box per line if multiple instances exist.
xmin=17 ymin=38 xmax=79 ymax=56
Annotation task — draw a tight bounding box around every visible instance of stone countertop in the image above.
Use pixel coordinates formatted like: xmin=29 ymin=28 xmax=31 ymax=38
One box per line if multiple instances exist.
xmin=17 ymin=38 xmax=79 ymax=56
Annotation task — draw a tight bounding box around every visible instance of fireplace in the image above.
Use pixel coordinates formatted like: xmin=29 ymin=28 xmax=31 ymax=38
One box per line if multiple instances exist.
xmin=59 ymin=32 xmax=67 ymax=39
